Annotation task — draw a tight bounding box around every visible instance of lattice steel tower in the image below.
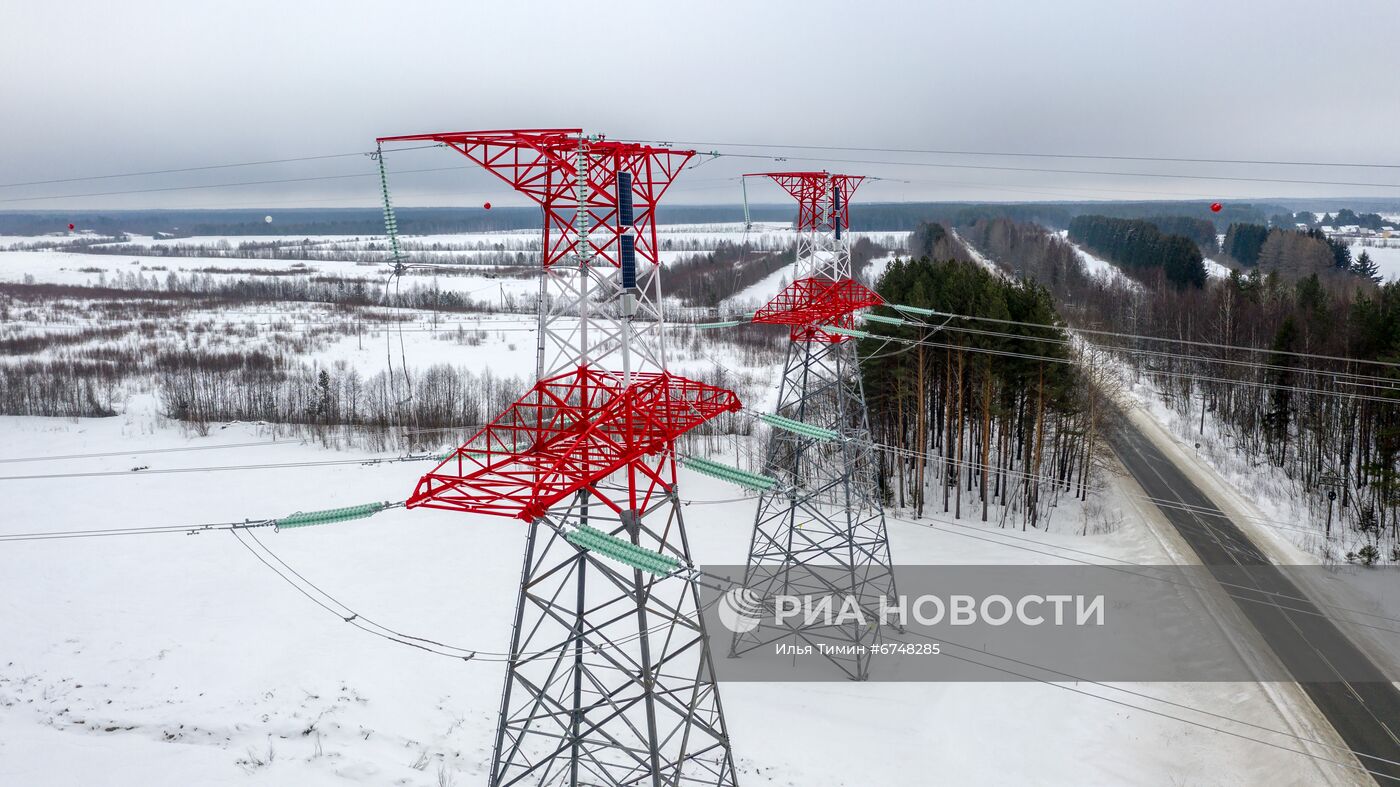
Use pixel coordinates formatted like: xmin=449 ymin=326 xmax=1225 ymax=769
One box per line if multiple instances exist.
xmin=378 ymin=130 xmax=739 ymax=786
xmin=733 ymin=172 xmax=896 ymax=680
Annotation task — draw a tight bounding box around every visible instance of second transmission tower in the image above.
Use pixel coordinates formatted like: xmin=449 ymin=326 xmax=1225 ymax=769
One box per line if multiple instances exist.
xmin=733 ymin=171 xmax=897 ymax=680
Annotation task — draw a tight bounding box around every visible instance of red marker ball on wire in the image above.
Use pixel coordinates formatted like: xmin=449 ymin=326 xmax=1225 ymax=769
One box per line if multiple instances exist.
xmin=483 ymin=202 xmax=492 ymax=210
xmin=1210 ymin=202 xmax=1222 ymax=213
xmin=67 ymin=223 xmax=75 ymax=230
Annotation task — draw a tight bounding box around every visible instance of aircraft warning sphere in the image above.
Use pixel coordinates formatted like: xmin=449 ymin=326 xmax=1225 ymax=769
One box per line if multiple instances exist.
xmin=483 ymin=202 xmax=492 ymax=210
xmin=67 ymin=223 xmax=75 ymax=231
xmin=264 ymin=215 xmax=273 ymax=223
xmin=1210 ymin=202 xmax=1222 ymax=213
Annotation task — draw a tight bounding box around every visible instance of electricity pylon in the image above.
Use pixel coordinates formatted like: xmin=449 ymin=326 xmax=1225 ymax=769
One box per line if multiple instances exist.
xmin=732 ymin=172 xmax=897 ymax=681
xmin=379 ymin=130 xmax=739 ymax=786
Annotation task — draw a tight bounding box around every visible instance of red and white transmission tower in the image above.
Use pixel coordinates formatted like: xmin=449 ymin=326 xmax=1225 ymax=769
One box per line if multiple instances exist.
xmin=377 ymin=130 xmax=740 ymax=786
xmin=734 ymin=172 xmax=897 ymax=680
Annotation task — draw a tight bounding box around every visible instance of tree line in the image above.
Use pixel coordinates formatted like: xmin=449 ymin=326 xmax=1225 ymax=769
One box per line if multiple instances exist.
xmin=962 ymin=217 xmax=1400 ymax=562
xmin=857 ymin=252 xmax=1109 ymax=531
xmin=156 ymin=352 xmax=527 ymax=449
xmin=1143 ymin=215 xmax=1218 ymax=254
xmin=1222 ymin=222 xmax=1374 ymax=280
xmin=1068 ymin=215 xmax=1207 ymax=289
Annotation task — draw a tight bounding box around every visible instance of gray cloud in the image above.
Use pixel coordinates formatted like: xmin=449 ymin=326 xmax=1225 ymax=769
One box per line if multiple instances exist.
xmin=2 ymin=0 xmax=1398 ymax=209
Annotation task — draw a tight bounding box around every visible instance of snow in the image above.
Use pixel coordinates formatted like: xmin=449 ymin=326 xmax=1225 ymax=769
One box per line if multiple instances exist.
xmin=861 ymin=253 xmax=898 ymax=287
xmin=951 ymin=229 xmax=1008 ymax=279
xmin=0 ymin=224 xmax=1365 ymax=786
xmin=1054 ymin=231 xmax=1143 ymax=290
xmin=0 ymin=407 xmax=1345 ymax=786
xmin=723 ymin=260 xmax=797 ymax=307
xmin=1202 ymin=257 xmax=1233 ymax=278
xmin=1348 ymin=241 xmax=1400 ymax=281
xmin=0 ymin=249 xmax=541 ymax=300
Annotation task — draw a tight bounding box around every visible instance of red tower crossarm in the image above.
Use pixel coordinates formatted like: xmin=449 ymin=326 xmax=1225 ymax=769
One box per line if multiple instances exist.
xmin=406 ymin=368 xmax=742 ymax=521
xmin=746 ymin=171 xmax=865 ymax=231
xmin=752 ymin=277 xmax=884 ymax=342
xmin=377 ymin=130 xmax=694 ymax=269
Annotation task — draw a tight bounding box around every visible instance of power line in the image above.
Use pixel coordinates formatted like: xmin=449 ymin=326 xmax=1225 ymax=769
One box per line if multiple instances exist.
xmin=918 ymin=321 xmax=1400 ymax=393
xmin=0 ymin=425 xmax=1345 ymax=546
xmin=626 ymin=138 xmax=1400 ymax=172
xmin=9 ymin=141 xmax=1400 ymax=209
xmin=920 ymin=635 xmax=1398 ymax=783
xmin=0 ymin=454 xmax=436 ymax=483
xmin=681 ymin=335 xmax=1370 ymax=542
xmin=856 ymin=514 xmax=1400 ymax=779
xmin=0 ymin=439 xmax=295 ymax=464
xmin=855 ymin=328 xmax=1400 ymax=406
xmin=886 ymin=510 xmax=1400 ymax=638
xmin=899 ymin=304 xmax=1400 ymax=371
xmin=0 ymin=144 xmax=445 ymax=190
xmin=2 ymin=461 xmax=1389 ymax=640
xmin=0 ymin=165 xmax=471 ymax=205
xmin=0 ymin=519 xmax=255 ymax=542
xmin=705 ymin=148 xmax=1400 ymax=191
xmin=228 ymin=527 xmax=487 ymax=660
xmin=695 ymin=309 xmax=1400 ymax=406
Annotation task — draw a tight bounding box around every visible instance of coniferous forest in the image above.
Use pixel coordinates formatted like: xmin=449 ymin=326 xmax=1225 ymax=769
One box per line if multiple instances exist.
xmin=858 ymin=256 xmax=1112 ymax=531
xmin=1068 ymin=215 xmax=1208 ymax=289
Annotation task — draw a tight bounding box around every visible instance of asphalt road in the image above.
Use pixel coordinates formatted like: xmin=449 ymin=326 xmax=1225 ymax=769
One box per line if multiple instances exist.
xmin=1109 ymin=421 xmax=1400 ymax=785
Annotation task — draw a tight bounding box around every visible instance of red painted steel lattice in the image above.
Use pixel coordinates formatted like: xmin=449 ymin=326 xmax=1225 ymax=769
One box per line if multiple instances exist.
xmin=407 ymin=367 xmax=742 ymax=521
xmin=753 ymin=276 xmax=884 ymax=342
xmin=748 ymin=172 xmax=864 ymax=231
xmin=377 ymin=129 xmax=693 ymax=269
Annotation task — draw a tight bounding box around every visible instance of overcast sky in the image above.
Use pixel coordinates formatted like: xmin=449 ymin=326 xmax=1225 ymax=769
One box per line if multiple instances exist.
xmin=2 ymin=0 xmax=1398 ymax=210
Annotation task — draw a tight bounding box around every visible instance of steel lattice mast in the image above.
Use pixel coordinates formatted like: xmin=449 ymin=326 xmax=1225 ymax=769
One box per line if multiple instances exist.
xmin=378 ymin=130 xmax=739 ymax=786
xmin=734 ymin=172 xmax=897 ymax=680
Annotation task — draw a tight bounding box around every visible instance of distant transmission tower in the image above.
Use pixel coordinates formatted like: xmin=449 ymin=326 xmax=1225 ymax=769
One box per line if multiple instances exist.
xmin=733 ymin=172 xmax=896 ymax=680
xmin=378 ymin=130 xmax=740 ymax=786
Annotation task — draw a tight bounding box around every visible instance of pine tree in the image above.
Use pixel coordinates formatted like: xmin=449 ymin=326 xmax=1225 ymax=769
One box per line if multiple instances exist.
xmin=1353 ymin=250 xmax=1382 ymax=283
xmin=1264 ymin=317 xmax=1298 ymax=465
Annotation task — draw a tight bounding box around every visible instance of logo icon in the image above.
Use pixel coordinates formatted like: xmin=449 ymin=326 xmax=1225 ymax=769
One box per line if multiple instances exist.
xmin=717 ymin=587 xmax=763 ymax=633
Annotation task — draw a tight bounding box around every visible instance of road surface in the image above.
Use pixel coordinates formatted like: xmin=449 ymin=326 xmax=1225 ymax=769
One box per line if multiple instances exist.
xmin=1110 ymin=421 xmax=1400 ymax=785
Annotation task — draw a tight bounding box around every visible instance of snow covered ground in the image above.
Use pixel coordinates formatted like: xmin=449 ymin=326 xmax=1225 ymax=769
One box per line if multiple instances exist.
xmin=1349 ymin=240 xmax=1400 ymax=281
xmin=0 ymin=406 xmax=1351 ymax=786
xmin=951 ymin=229 xmax=1007 ymax=280
xmin=1202 ymin=257 xmax=1233 ymax=278
xmin=0 ymin=224 xmax=1365 ymax=785
xmin=0 ymin=248 xmax=542 ymax=300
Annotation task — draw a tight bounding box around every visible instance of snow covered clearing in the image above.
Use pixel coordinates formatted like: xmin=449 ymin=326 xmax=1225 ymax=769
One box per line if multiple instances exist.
xmin=861 ymin=252 xmax=898 ymax=287
xmin=1202 ymin=257 xmax=1233 ymax=278
xmin=1052 ymin=230 xmax=1145 ymax=289
xmin=1349 ymin=240 xmax=1400 ymax=281
xmin=0 ymin=408 xmax=1344 ymax=786
xmin=0 ymin=224 xmax=1361 ymax=785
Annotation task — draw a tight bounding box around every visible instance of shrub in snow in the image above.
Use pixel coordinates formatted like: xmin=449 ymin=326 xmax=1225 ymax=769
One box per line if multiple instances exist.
xmin=1349 ymin=544 xmax=1381 ymax=566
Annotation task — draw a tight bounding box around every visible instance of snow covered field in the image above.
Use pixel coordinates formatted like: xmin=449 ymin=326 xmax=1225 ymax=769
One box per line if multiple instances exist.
xmin=1349 ymin=240 xmax=1400 ymax=281
xmin=0 ymin=225 xmax=1364 ymax=785
xmin=0 ymin=410 xmax=1346 ymax=786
